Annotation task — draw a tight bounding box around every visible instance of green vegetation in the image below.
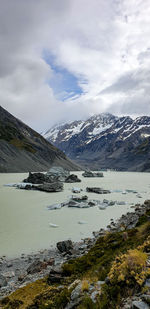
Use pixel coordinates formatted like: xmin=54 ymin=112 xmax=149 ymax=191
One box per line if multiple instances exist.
xmin=1 ymin=210 xmax=150 ymax=309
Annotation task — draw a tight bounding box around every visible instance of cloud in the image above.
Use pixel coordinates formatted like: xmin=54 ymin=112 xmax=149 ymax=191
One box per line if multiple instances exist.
xmin=0 ymin=0 xmax=150 ymax=131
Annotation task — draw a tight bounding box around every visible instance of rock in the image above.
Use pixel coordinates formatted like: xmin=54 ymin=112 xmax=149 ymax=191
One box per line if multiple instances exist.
xmin=145 ymin=279 xmax=150 ymax=287
xmin=136 ymin=194 xmax=142 ymax=198
xmin=86 ymin=187 xmax=110 ymax=194
xmin=68 ymin=201 xmax=90 ymax=208
xmin=105 ymin=277 xmax=110 ymax=284
xmin=18 ymin=273 xmax=27 ymax=282
xmin=7 ymin=262 xmax=13 ymax=268
xmin=88 ymin=201 xmax=96 ymax=206
xmin=71 ymin=282 xmax=82 ymax=301
xmin=71 ymin=195 xmax=88 ymax=202
xmin=35 ymin=182 xmax=63 ymax=192
xmin=108 ymin=201 xmax=116 ymax=206
xmin=67 ymin=201 xmax=80 ymax=208
xmin=0 ymin=275 xmax=7 ymax=288
xmin=68 ymin=279 xmax=81 ymax=290
xmin=82 ymin=171 xmax=104 ymax=177
xmin=27 ymin=260 xmax=45 ymax=274
xmin=96 ymin=280 xmax=105 ymax=287
xmin=46 ymin=166 xmax=70 ymax=182
xmin=96 ymin=172 xmax=104 ymax=177
xmin=66 ymin=195 xmax=93 ymax=208
xmin=65 ymin=298 xmax=82 ymax=309
xmin=45 ymin=258 xmax=55 ymax=266
xmin=65 ymin=174 xmax=81 ymax=183
xmin=47 ymin=266 xmax=64 ymax=284
xmin=50 ymin=265 xmax=63 ymax=274
xmin=142 ymin=295 xmax=150 ymax=303
xmin=103 ymin=199 xmax=109 ymax=204
xmin=23 ymin=172 xmax=55 ymax=184
xmin=57 ymin=240 xmax=73 ymax=253
xmin=2 ymin=271 xmax=15 ymax=278
xmin=90 ymin=290 xmax=99 ymax=303
xmin=132 ymin=300 xmax=149 ymax=309
xmin=116 ymin=212 xmax=139 ymax=230
xmin=144 ymin=200 xmax=150 ymax=206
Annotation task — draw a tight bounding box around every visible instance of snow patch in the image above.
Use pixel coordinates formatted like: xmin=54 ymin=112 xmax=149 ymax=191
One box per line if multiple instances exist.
xmin=141 ymin=133 xmax=150 ymax=138
xmin=89 ymin=124 xmax=112 ymax=136
xmin=44 ymin=128 xmax=59 ymax=141
xmin=123 ymin=125 xmax=150 ymax=140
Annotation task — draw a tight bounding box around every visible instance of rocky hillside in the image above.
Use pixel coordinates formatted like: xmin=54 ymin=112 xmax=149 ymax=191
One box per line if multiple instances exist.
xmin=1 ymin=200 xmax=150 ymax=308
xmin=43 ymin=113 xmax=150 ymax=171
xmin=0 ymin=106 xmax=80 ymax=172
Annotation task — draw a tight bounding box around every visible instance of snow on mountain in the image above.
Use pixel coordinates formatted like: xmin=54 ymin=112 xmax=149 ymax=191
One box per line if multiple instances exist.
xmin=43 ymin=113 xmax=118 ymax=144
xmin=42 ymin=113 xmax=150 ymax=171
xmin=43 ymin=114 xmax=150 ymax=146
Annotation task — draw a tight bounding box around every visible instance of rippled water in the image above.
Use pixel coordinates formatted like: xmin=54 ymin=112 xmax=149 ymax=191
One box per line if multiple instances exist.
xmin=0 ymin=171 xmax=150 ymax=258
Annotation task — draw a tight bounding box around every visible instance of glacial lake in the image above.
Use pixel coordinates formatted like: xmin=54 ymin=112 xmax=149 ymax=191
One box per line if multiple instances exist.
xmin=0 ymin=171 xmax=150 ymax=258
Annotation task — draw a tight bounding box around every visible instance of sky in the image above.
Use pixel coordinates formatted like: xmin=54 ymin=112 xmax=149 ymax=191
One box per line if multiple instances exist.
xmin=0 ymin=0 xmax=150 ymax=131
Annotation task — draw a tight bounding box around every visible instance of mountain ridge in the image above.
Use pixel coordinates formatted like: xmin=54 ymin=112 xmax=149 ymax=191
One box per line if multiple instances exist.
xmin=42 ymin=113 xmax=150 ymax=171
xmin=0 ymin=106 xmax=80 ymax=172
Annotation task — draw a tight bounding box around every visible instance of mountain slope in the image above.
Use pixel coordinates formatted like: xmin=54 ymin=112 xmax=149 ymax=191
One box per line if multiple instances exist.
xmin=43 ymin=113 xmax=150 ymax=171
xmin=0 ymin=106 xmax=80 ymax=172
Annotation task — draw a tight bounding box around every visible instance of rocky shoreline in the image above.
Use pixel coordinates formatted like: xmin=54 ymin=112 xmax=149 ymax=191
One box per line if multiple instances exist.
xmin=0 ymin=200 xmax=150 ymax=300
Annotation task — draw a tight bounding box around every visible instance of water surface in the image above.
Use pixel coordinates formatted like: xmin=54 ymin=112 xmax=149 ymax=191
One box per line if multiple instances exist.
xmin=0 ymin=171 xmax=149 ymax=258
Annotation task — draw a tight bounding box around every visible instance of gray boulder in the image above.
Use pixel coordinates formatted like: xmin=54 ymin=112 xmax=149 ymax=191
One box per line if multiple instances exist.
xmin=47 ymin=266 xmax=64 ymax=284
xmin=71 ymin=282 xmax=82 ymax=301
xmin=71 ymin=195 xmax=88 ymax=202
xmin=23 ymin=172 xmax=55 ymax=184
xmin=145 ymin=279 xmax=150 ymax=287
xmin=132 ymin=301 xmax=149 ymax=309
xmin=86 ymin=187 xmax=110 ymax=194
xmin=65 ymin=174 xmax=81 ymax=183
xmin=82 ymin=171 xmax=103 ymax=177
xmin=0 ymin=275 xmax=7 ymax=288
xmin=27 ymin=260 xmax=44 ymax=274
xmin=46 ymin=166 xmax=69 ymax=182
xmin=57 ymin=240 xmax=73 ymax=253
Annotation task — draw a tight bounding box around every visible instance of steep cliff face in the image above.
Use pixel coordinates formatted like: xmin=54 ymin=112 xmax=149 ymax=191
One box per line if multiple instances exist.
xmin=0 ymin=106 xmax=80 ymax=172
xmin=43 ymin=113 xmax=150 ymax=171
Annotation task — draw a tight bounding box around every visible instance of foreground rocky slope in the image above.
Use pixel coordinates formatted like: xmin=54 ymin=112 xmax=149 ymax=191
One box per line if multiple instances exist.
xmin=43 ymin=113 xmax=150 ymax=171
xmin=0 ymin=106 xmax=80 ymax=172
xmin=1 ymin=200 xmax=150 ymax=308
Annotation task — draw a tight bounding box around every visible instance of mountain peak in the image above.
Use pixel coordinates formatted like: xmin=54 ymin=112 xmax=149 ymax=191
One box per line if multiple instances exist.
xmin=42 ymin=113 xmax=150 ymax=171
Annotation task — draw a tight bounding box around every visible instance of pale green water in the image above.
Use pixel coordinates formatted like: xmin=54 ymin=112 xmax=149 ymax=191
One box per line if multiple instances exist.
xmin=0 ymin=171 xmax=149 ymax=258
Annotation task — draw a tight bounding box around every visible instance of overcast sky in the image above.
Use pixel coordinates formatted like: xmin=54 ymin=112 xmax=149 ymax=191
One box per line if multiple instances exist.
xmin=0 ymin=0 xmax=150 ymax=131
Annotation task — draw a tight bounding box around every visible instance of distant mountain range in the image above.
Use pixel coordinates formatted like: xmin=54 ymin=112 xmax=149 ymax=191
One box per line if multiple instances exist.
xmin=0 ymin=106 xmax=80 ymax=172
xmin=42 ymin=113 xmax=150 ymax=171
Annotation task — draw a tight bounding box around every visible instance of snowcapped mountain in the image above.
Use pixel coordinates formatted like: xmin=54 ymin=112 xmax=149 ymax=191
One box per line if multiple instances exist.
xmin=43 ymin=113 xmax=117 ymax=143
xmin=42 ymin=113 xmax=150 ymax=171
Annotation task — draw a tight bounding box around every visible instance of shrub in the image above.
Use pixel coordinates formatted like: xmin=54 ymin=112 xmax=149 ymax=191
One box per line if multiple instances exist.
xmin=108 ymin=249 xmax=149 ymax=286
xmin=81 ymin=280 xmax=89 ymax=292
